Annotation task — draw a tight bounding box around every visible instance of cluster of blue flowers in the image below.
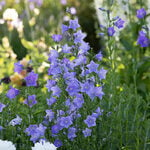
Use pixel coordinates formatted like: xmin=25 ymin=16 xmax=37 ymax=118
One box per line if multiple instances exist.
xmin=1 ymin=16 xmax=106 ymax=148
xmin=41 ymin=17 xmax=106 ymax=147
xmin=136 ymin=8 xmax=150 ymax=47
xmin=1 ymin=6 xmax=149 ymax=149
xmin=99 ymin=7 xmax=150 ymax=48
xmin=98 ymin=8 xmax=125 ymax=37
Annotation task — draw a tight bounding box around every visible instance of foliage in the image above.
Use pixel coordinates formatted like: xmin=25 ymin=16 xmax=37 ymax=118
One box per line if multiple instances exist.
xmin=0 ymin=0 xmax=150 ymax=150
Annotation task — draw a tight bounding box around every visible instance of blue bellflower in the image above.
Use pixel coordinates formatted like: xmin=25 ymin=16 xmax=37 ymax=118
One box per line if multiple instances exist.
xmin=107 ymin=27 xmax=115 ymax=36
xmin=69 ymin=18 xmax=80 ymax=31
xmin=24 ymin=95 xmax=37 ymax=108
xmin=114 ymin=18 xmax=125 ymax=29
xmin=14 ymin=62 xmax=23 ymax=73
xmin=136 ymin=8 xmax=146 ymax=19
xmin=6 ymin=87 xmax=20 ymax=99
xmin=54 ymin=139 xmax=63 ymax=148
xmin=84 ymin=115 xmax=96 ymax=127
xmin=137 ymin=31 xmax=149 ymax=47
xmin=82 ymin=128 xmax=92 ymax=137
xmin=25 ymin=71 xmax=38 ymax=87
xmin=0 ymin=103 xmax=6 ymax=112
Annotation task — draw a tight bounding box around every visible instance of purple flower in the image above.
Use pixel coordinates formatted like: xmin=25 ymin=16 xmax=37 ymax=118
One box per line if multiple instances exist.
xmin=57 ymin=110 xmax=65 ymax=116
xmin=48 ymin=50 xmax=59 ymax=62
xmin=136 ymin=8 xmax=146 ymax=19
xmin=107 ymin=27 xmax=115 ymax=36
xmin=52 ymin=34 xmax=63 ymax=42
xmin=74 ymin=55 xmax=87 ymax=67
xmin=69 ymin=18 xmax=80 ymax=31
xmin=87 ymin=61 xmax=99 ymax=73
xmin=9 ymin=115 xmax=22 ymax=126
xmin=46 ymin=109 xmax=54 ymax=122
xmin=62 ymin=44 xmax=72 ymax=53
xmin=79 ymin=42 xmax=90 ymax=54
xmin=68 ymin=127 xmax=77 ymax=139
xmin=74 ymin=30 xmax=86 ymax=44
xmin=54 ymin=139 xmax=63 ymax=148
xmin=99 ymin=32 xmax=105 ymax=36
xmin=60 ymin=116 xmax=72 ymax=128
xmin=48 ymin=64 xmax=62 ymax=76
xmin=46 ymin=80 xmax=56 ymax=92
xmin=14 ymin=62 xmax=23 ymax=73
xmin=63 ymin=72 xmax=76 ymax=80
xmin=97 ymin=68 xmax=107 ymax=80
xmin=24 ymin=95 xmax=37 ymax=108
xmin=36 ymin=0 xmax=43 ymax=6
xmin=0 ymin=0 xmax=5 ymax=10
xmin=73 ymin=94 xmax=84 ymax=109
xmin=25 ymin=124 xmax=47 ymax=143
xmin=51 ymin=86 xmax=61 ymax=97
xmin=95 ymin=51 xmax=103 ymax=61
xmin=25 ymin=71 xmax=38 ymax=87
xmin=62 ymin=24 xmax=68 ymax=33
xmin=95 ymin=107 xmax=103 ymax=116
xmin=66 ymin=82 xmax=80 ymax=96
xmin=70 ymin=7 xmax=77 ymax=15
xmin=82 ymin=128 xmax=92 ymax=137
xmin=0 ymin=103 xmax=6 ymax=112
xmin=65 ymin=98 xmax=71 ymax=106
xmin=0 ymin=0 xmax=5 ymax=6
xmin=0 ymin=126 xmax=4 ymax=130
xmin=6 ymin=87 xmax=20 ymax=99
xmin=28 ymin=0 xmax=43 ymax=7
xmin=114 ymin=18 xmax=125 ymax=29
xmin=84 ymin=115 xmax=96 ymax=127
xmin=47 ymin=97 xmax=57 ymax=106
xmin=95 ymin=86 xmax=104 ymax=99
xmin=92 ymin=112 xmax=99 ymax=118
xmin=99 ymin=7 xmax=107 ymax=11
xmin=60 ymin=0 xmax=67 ymax=5
xmin=92 ymin=107 xmax=103 ymax=118
xmin=80 ymin=81 xmax=94 ymax=93
xmin=51 ymin=124 xmax=62 ymax=134
xmin=25 ymin=124 xmax=38 ymax=136
xmin=87 ymin=86 xmax=96 ymax=100
xmin=137 ymin=31 xmax=149 ymax=47
xmin=112 ymin=16 xmax=120 ymax=21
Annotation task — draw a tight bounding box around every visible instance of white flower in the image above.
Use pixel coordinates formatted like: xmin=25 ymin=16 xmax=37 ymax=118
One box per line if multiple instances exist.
xmin=0 ymin=139 xmax=16 ymax=150
xmin=9 ymin=115 xmax=22 ymax=126
xmin=11 ymin=19 xmax=24 ymax=32
xmin=3 ymin=8 xmax=18 ymax=21
xmin=32 ymin=141 xmax=57 ymax=150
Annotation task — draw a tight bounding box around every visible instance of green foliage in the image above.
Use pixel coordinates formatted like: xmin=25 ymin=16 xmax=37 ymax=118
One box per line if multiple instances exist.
xmin=0 ymin=0 xmax=149 ymax=149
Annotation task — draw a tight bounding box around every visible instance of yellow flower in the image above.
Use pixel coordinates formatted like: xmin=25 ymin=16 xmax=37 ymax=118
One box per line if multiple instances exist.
xmin=19 ymin=97 xmax=25 ymax=103
xmin=10 ymin=73 xmax=23 ymax=86
xmin=0 ymin=85 xmax=3 ymax=94
xmin=69 ymin=56 xmax=76 ymax=61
